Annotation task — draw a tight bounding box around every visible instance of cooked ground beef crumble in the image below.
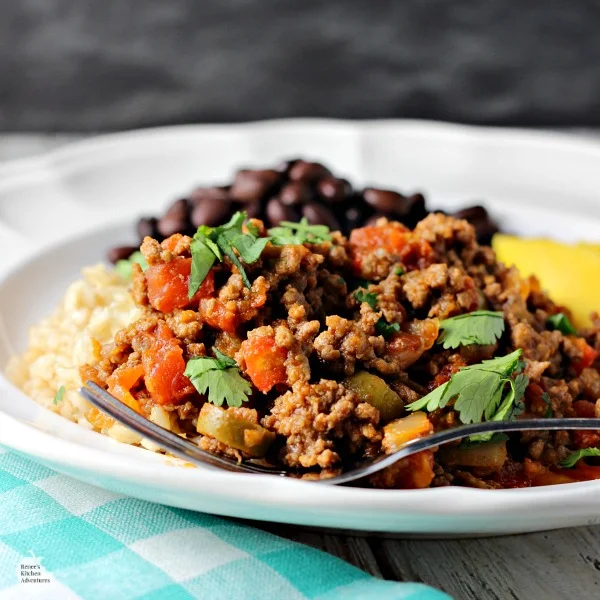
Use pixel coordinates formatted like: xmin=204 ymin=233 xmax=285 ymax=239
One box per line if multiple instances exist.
xmin=82 ymin=213 xmax=600 ymax=488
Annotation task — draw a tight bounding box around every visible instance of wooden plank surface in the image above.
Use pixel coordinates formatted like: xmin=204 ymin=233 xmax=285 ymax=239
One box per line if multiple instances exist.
xmin=2 ymin=133 xmax=600 ymax=600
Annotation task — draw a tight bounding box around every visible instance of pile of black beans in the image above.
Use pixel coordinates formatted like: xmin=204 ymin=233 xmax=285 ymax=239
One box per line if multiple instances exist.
xmin=107 ymin=159 xmax=499 ymax=263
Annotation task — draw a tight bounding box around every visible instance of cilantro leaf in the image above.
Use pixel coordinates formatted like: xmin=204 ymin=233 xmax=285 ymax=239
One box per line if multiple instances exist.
xmin=375 ymin=320 xmax=401 ymax=339
xmin=188 ymin=210 xmax=270 ymax=295
xmin=212 ymin=347 xmax=237 ymax=368
xmin=547 ymin=313 xmax=577 ymax=335
xmin=189 ymin=238 xmax=216 ymax=298
xmin=184 ymin=347 xmax=252 ymax=408
xmin=395 ymin=267 xmax=405 ymax=276
xmin=53 ymin=385 xmax=66 ymax=405
xmin=541 ymin=391 xmax=553 ymax=418
xmin=115 ymin=251 xmax=148 ymax=281
xmin=268 ymin=218 xmax=332 ymax=246
xmin=437 ymin=310 xmax=505 ymax=349
xmin=354 ymin=290 xmax=378 ymax=310
xmin=406 ymin=349 xmax=523 ymax=424
xmin=561 ymin=447 xmax=600 ymax=468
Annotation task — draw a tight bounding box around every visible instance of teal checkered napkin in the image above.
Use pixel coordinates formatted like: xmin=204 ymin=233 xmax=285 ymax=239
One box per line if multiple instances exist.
xmin=0 ymin=448 xmax=451 ymax=600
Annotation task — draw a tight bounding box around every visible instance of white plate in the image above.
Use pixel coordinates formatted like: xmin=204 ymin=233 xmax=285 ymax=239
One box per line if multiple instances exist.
xmin=1 ymin=120 xmax=600 ymax=537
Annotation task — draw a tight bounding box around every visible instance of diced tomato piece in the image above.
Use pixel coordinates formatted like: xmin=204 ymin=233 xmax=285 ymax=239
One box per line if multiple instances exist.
xmin=141 ymin=322 xmax=194 ymax=405
xmin=569 ymin=463 xmax=600 ymax=481
xmin=106 ymin=364 xmax=144 ymax=413
xmin=571 ymin=400 xmax=600 ymax=455
xmin=573 ymin=400 xmax=596 ymax=418
xmin=349 ymin=224 xmax=432 ymax=273
xmin=571 ymin=338 xmax=598 ymax=374
xmin=428 ymin=360 xmax=465 ymax=391
xmin=199 ymin=298 xmax=241 ymax=334
xmin=494 ymin=461 xmax=530 ymax=488
xmin=239 ymin=335 xmax=287 ymax=393
xmin=146 ymin=258 xmax=214 ymax=313
xmin=573 ymin=430 xmax=600 ymax=449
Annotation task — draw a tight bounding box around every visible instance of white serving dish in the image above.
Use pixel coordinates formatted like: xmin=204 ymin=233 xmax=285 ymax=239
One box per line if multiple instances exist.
xmin=1 ymin=119 xmax=600 ymax=536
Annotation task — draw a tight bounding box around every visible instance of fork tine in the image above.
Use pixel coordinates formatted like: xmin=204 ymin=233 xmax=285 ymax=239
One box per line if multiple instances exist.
xmin=80 ymin=382 xmax=286 ymax=476
xmin=319 ymin=417 xmax=600 ymax=485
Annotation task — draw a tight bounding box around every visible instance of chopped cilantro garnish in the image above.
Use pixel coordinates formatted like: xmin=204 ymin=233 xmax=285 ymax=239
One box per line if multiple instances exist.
xmin=437 ymin=310 xmax=505 ymax=349
xmin=268 ymin=218 xmax=331 ymax=246
xmin=115 ymin=251 xmax=148 ymax=281
xmin=407 ymin=349 xmax=526 ymax=425
xmin=541 ymin=392 xmax=553 ymax=418
xmin=547 ymin=313 xmax=577 ymax=335
xmin=375 ymin=320 xmax=401 ymax=339
xmin=184 ymin=348 xmax=252 ymax=408
xmin=352 ymin=288 xmax=400 ymax=339
xmin=561 ymin=447 xmax=600 ymax=468
xmin=395 ymin=267 xmax=405 ymax=276
xmin=354 ymin=290 xmax=378 ymax=310
xmin=53 ymin=385 xmax=66 ymax=405
xmin=189 ymin=211 xmax=270 ymax=296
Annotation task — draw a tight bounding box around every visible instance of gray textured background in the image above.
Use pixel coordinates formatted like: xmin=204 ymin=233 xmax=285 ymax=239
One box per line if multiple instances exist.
xmin=1 ymin=0 xmax=600 ymax=131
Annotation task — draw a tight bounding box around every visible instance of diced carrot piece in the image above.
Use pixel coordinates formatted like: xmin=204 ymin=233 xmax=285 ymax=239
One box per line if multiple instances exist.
xmin=199 ymin=298 xmax=241 ymax=334
xmin=142 ymin=322 xmax=194 ymax=405
xmin=146 ymin=258 xmax=214 ymax=313
xmin=530 ymin=471 xmax=577 ymax=486
xmin=571 ymin=338 xmax=598 ymax=374
xmin=106 ymin=364 xmax=144 ymax=413
xmin=239 ymin=335 xmax=287 ymax=393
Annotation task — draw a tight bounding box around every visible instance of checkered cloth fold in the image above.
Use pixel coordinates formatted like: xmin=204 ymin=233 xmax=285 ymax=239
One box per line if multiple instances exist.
xmin=0 ymin=448 xmax=450 ymax=600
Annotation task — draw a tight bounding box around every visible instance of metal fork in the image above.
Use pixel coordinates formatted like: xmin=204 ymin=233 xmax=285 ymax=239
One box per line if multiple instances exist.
xmin=81 ymin=382 xmax=600 ymax=485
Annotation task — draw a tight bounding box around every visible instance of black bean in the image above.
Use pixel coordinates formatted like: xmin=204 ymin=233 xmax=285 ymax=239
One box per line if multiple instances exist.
xmin=107 ymin=245 xmax=139 ymax=264
xmin=316 ymin=177 xmax=352 ymax=203
xmin=302 ymin=203 xmax=340 ymax=230
xmin=136 ymin=216 xmax=159 ymax=240
xmin=164 ymin=198 xmax=190 ymax=218
xmin=191 ymin=198 xmax=232 ymax=227
xmin=266 ymin=198 xmax=299 ymax=226
xmin=242 ymin=201 xmax=262 ymax=219
xmin=405 ymin=192 xmax=428 ymax=226
xmin=190 ymin=186 xmax=230 ymax=206
xmin=279 ymin=182 xmax=312 ymax=206
xmin=471 ymin=218 xmax=499 ymax=245
xmin=453 ymin=205 xmax=489 ymax=222
xmin=363 ymin=188 xmax=411 ymax=215
xmin=344 ymin=199 xmax=375 ymax=230
xmin=288 ymin=161 xmax=331 ymax=183
xmin=230 ymin=169 xmax=280 ymax=203
xmin=275 ymin=158 xmax=301 ymax=173
xmin=158 ymin=214 xmax=189 ymax=238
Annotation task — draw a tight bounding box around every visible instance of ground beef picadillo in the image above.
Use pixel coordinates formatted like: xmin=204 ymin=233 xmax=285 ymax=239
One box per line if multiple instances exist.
xmin=83 ymin=213 xmax=600 ymax=489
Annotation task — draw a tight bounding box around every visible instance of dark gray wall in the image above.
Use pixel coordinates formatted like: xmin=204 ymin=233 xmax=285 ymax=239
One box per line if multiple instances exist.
xmin=1 ymin=0 xmax=600 ymax=131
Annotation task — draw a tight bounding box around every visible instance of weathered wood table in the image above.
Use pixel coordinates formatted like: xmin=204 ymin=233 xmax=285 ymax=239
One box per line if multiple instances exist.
xmin=2 ymin=133 xmax=599 ymax=600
